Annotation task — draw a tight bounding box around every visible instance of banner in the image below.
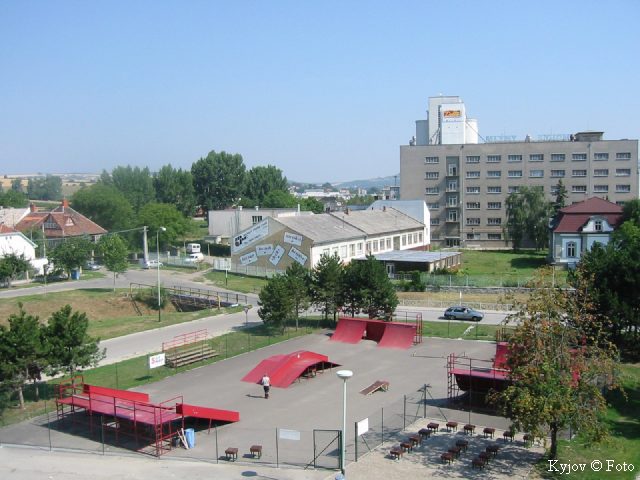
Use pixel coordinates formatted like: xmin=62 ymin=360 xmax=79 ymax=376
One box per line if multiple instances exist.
xmin=269 ymin=245 xmax=285 ymax=266
xmin=279 ymin=429 xmax=301 ymax=441
xmin=149 ymin=353 xmax=166 ymax=369
xmin=231 ymin=219 xmax=269 ymax=253
xmin=357 ymin=418 xmax=369 ymax=436
xmin=284 ymin=231 xmax=303 ymax=246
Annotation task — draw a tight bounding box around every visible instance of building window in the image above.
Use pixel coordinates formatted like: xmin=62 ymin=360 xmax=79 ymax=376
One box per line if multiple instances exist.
xmin=425 ymin=156 xmax=439 ymax=164
xmin=594 ymin=152 xmax=609 ymax=161
xmin=447 ymin=180 xmax=458 ymax=192
xmin=593 ymin=185 xmax=609 ymax=193
xmin=572 ymin=169 xmax=587 ymax=177
xmin=616 ymin=168 xmax=631 ymax=176
xmin=488 ymin=202 xmax=502 ymax=210
xmin=508 ymin=170 xmax=523 ymax=178
xmin=349 ymin=244 xmax=355 ymax=256
xmin=430 ymin=218 xmax=440 ymax=226
xmin=401 ymin=235 xmax=406 ymax=246
xmin=447 ymin=210 xmax=458 ymax=222
xmin=487 ymin=171 xmax=502 ymax=178
xmin=487 ymin=155 xmax=501 ymax=163
xmin=427 ymin=202 xmax=440 ymax=210
xmin=466 ymin=186 xmax=480 ymax=194
xmin=529 ymin=169 xmax=544 ymax=178
xmin=487 ymin=217 xmax=502 ymax=225
xmin=466 ymin=202 xmax=481 ymax=209
xmin=425 ymin=171 xmax=439 ymax=179
xmin=341 ymin=245 xmax=348 ymax=257
xmin=386 ymin=238 xmax=391 ymax=249
xmin=508 ymin=154 xmax=522 ymax=162
xmin=466 ymin=155 xmax=480 ymax=163
xmin=466 ymin=171 xmax=480 ymax=179
xmin=466 ymin=218 xmax=481 ymax=226
xmin=487 ymin=186 xmax=502 ymax=194
xmin=508 ymin=186 xmax=521 ymax=193
xmin=529 ymin=154 xmax=544 ymax=162
xmin=572 ymin=185 xmax=587 ymax=193
xmin=488 ymin=233 xmax=502 ymax=240
xmin=447 ymin=164 xmax=458 ymax=176
xmin=418 ymin=232 xmax=423 ymax=243
xmin=551 ymin=170 xmax=565 ymax=178
xmin=616 ymin=152 xmax=631 ymax=160
xmin=616 ymin=184 xmax=631 ymax=193
xmin=551 ymin=153 xmax=566 ymax=162
xmin=594 ymin=169 xmax=609 ymax=177
xmin=566 ymin=241 xmax=577 ymax=258
xmin=466 ymin=232 xmax=481 ymax=240
xmin=357 ymin=243 xmax=363 ymax=254
xmin=572 ymin=153 xmax=587 ymax=161
xmin=425 ymin=187 xmax=439 ymax=195
xmin=251 ymin=215 xmax=263 ymax=224
xmin=447 ymin=196 xmax=458 ymax=207
xmin=594 ymin=220 xmax=603 ymax=232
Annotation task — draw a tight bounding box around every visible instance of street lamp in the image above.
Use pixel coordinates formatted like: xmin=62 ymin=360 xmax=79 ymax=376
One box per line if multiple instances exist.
xmin=336 ymin=369 xmax=353 ymax=477
xmin=156 ymin=227 xmax=166 ymax=322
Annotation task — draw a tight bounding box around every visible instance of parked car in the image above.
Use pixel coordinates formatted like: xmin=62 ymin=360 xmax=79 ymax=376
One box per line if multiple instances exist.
xmin=143 ymin=259 xmax=163 ymax=269
xmin=85 ymin=261 xmax=101 ymax=271
xmin=443 ymin=306 xmax=484 ymax=321
xmin=184 ymin=252 xmax=204 ymax=263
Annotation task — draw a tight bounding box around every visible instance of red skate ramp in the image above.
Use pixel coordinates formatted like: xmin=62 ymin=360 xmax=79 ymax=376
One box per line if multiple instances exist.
xmin=377 ymin=322 xmax=417 ymax=350
xmin=242 ymin=350 xmax=338 ymax=388
xmin=330 ymin=317 xmax=367 ymax=343
xmin=493 ymin=341 xmax=509 ymax=369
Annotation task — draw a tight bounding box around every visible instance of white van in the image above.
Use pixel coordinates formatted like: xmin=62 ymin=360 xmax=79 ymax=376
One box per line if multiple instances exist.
xmin=184 ymin=252 xmax=204 ymax=263
xmin=186 ymin=243 xmax=201 ymax=254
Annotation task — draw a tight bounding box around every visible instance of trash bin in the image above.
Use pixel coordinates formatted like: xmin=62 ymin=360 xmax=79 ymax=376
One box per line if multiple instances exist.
xmin=185 ymin=428 xmax=195 ymax=448
xmin=71 ymin=269 xmax=80 ymax=280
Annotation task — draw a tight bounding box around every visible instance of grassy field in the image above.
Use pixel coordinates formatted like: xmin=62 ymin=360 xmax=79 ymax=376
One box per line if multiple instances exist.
xmin=202 ymin=270 xmax=268 ymax=293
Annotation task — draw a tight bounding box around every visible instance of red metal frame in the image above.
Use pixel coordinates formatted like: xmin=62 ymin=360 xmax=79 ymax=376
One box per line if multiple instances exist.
xmin=162 ymin=329 xmax=209 ymax=353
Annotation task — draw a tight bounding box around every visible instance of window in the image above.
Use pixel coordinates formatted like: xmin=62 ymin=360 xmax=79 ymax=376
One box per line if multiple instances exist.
xmin=551 ymin=169 xmax=565 ymax=178
xmin=488 ymin=202 xmax=502 ymax=210
xmin=594 ymin=152 xmax=609 ymax=161
xmin=466 ymin=171 xmax=480 ymax=179
xmin=529 ymin=169 xmax=544 ymax=178
xmin=357 ymin=242 xmax=363 ymax=254
xmin=251 ymin=215 xmax=263 ymax=224
xmin=566 ymin=241 xmax=577 ymax=258
xmin=616 ymin=168 xmax=631 ymax=176
xmin=341 ymin=245 xmax=348 ymax=257
xmin=447 ymin=196 xmax=458 ymax=207
xmin=466 ymin=202 xmax=481 ymax=209
xmin=594 ymin=220 xmax=603 ymax=232
xmin=447 ymin=210 xmax=458 ymax=222
xmin=466 ymin=186 xmax=480 ymax=194
xmin=508 ymin=170 xmax=523 ymax=178
xmin=430 ymin=218 xmax=440 ymax=226
xmin=594 ymin=169 xmax=609 ymax=177
xmin=349 ymin=244 xmax=355 ymax=256
xmin=466 ymin=155 xmax=480 ymax=163
xmin=447 ymin=164 xmax=458 ymax=176
xmin=425 ymin=156 xmax=439 ymax=164
xmin=487 ymin=170 xmax=502 ymax=178
xmin=508 ymin=186 xmax=521 ymax=194
xmin=593 ymin=185 xmax=609 ymax=193
xmin=386 ymin=238 xmax=391 ymax=249
xmin=572 ymin=185 xmax=587 ymax=193
xmin=425 ymin=187 xmax=439 ymax=195
xmin=487 ymin=217 xmax=502 ymax=225
xmin=466 ymin=217 xmax=481 ymax=226
xmin=447 ymin=180 xmax=458 ymax=191
xmin=616 ymin=184 xmax=631 ymax=193
xmin=427 ymin=202 xmax=440 ymax=210
xmin=487 ymin=186 xmax=502 ymax=194
xmin=425 ymin=171 xmax=439 ymax=179
xmin=508 ymin=154 xmax=522 ymax=162
xmin=572 ymin=169 xmax=587 ymax=177
xmin=616 ymin=152 xmax=631 ymax=160
xmin=529 ymin=154 xmax=544 ymax=162
xmin=466 ymin=232 xmax=481 ymax=240
xmin=572 ymin=153 xmax=587 ymax=161
xmin=551 ymin=153 xmax=566 ymax=162
xmin=418 ymin=232 xmax=423 ymax=243
xmin=488 ymin=233 xmax=502 ymax=240
xmin=487 ymin=155 xmax=501 ymax=163
xmin=401 ymin=235 xmax=406 ymax=246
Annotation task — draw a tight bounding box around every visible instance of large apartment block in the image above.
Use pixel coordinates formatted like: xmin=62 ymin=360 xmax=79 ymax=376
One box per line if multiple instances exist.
xmin=401 ymin=97 xmax=639 ymax=248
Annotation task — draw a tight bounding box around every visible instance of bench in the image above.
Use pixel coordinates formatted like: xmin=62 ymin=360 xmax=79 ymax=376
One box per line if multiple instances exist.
xmin=427 ymin=422 xmax=439 ymax=434
xmin=390 ymin=446 xmax=403 ymax=460
xmin=408 ymin=434 xmax=421 ymax=447
xmin=250 ymin=445 xmax=262 ymax=458
xmin=225 ymin=447 xmax=238 ymax=461
xmin=418 ymin=428 xmax=431 ymax=440
xmin=165 ymin=341 xmax=218 ymax=368
xmin=479 ymin=451 xmax=491 ymax=464
xmin=440 ymin=452 xmax=454 ymax=464
xmin=446 ymin=421 xmax=458 ymax=432
xmin=400 ymin=441 xmax=412 ymax=453
xmin=455 ymin=439 xmax=469 ymax=452
xmin=463 ymin=424 xmax=476 ymax=435
xmin=472 ymin=457 xmax=486 ymax=469
xmin=483 ymin=427 xmax=496 ymax=438
xmin=448 ymin=445 xmax=462 ymax=458
xmin=503 ymin=430 xmax=514 ymax=442
xmin=359 ymin=380 xmax=389 ymax=396
xmin=486 ymin=444 xmax=500 ymax=457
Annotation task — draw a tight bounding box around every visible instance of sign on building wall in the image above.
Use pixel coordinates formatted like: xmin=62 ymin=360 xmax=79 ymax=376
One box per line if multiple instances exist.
xmin=240 ymin=251 xmax=258 ymax=265
xmin=443 ymin=109 xmax=461 ymax=118
xmin=269 ymin=245 xmax=285 ymax=266
xmin=231 ymin=219 xmax=269 ymax=253
xmin=284 ymin=232 xmax=303 ymax=246
xmin=288 ymin=246 xmax=308 ymax=266
xmin=256 ymin=244 xmax=274 ymax=256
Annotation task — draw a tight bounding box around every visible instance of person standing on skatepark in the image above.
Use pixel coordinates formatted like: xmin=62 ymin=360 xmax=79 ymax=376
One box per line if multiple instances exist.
xmin=261 ymin=373 xmax=271 ymax=399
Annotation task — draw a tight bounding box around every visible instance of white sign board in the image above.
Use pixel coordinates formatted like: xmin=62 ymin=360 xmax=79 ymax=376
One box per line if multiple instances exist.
xmin=284 ymin=232 xmax=303 ymax=246
xmin=255 ymin=244 xmax=274 ymax=256
xmin=269 ymin=245 xmax=285 ymax=266
xmin=231 ymin=219 xmax=269 ymax=253
xmin=240 ymin=251 xmax=258 ymax=265
xmin=149 ymin=353 xmax=166 ymax=369
xmin=288 ymin=246 xmax=308 ymax=266
xmin=357 ymin=418 xmax=369 ymax=436
xmin=278 ymin=429 xmax=301 ymax=441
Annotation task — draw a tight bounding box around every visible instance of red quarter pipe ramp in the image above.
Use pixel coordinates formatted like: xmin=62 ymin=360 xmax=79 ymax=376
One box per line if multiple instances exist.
xmin=331 ymin=317 xmax=418 ymax=349
xmin=241 ymin=350 xmax=338 ymax=388
xmin=377 ymin=322 xmax=417 ymax=349
xmin=330 ymin=317 xmax=367 ymax=343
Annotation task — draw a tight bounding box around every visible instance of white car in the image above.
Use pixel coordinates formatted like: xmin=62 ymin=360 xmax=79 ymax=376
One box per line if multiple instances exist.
xmin=184 ymin=253 xmax=204 ymax=263
xmin=143 ymin=259 xmax=163 ymax=269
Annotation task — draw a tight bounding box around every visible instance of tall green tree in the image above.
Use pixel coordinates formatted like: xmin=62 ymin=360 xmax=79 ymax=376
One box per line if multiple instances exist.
xmin=0 ymin=189 xmax=28 ymax=207
xmin=137 ymin=202 xmax=190 ymax=249
xmin=310 ymin=253 xmax=344 ymax=324
xmin=284 ymin=262 xmax=311 ymax=330
xmin=154 ymin=164 xmax=196 ymax=216
xmin=49 ymin=238 xmax=92 ymax=278
xmin=0 ymin=254 xmax=31 ymax=288
xmin=621 ymin=198 xmax=640 ymax=225
xmin=552 ymin=179 xmax=568 ymax=215
xmin=343 ymin=255 xmax=398 ymax=319
xmin=100 ymin=166 xmax=155 ymax=213
xmin=98 ymin=234 xmax=129 ymax=291
xmin=71 ymin=184 xmax=135 ymax=232
xmin=504 ymin=186 xmax=552 ymax=250
xmin=43 ymin=305 xmax=104 ymax=377
xmin=11 ymin=178 xmax=23 ymax=192
xmin=27 ymin=175 xmax=63 ymax=201
xmin=258 ymin=274 xmax=294 ymax=332
xmin=244 ymin=165 xmax=288 ymax=206
xmin=191 ymin=150 xmax=246 ymax=211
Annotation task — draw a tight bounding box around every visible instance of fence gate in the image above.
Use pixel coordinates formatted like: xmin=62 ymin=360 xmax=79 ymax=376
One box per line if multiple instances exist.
xmin=309 ymin=429 xmax=341 ymax=470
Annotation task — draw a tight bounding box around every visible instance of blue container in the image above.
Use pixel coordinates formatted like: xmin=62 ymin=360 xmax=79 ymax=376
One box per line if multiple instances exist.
xmin=71 ymin=269 xmax=80 ymax=280
xmin=184 ymin=428 xmax=195 ymax=448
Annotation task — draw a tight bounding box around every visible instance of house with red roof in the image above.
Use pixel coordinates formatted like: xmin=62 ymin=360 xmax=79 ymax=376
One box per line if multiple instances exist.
xmin=549 ymin=197 xmax=623 ymax=266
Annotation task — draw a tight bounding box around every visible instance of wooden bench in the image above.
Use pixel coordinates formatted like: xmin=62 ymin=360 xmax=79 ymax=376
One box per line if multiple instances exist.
xmin=483 ymin=427 xmax=496 ymax=438
xmin=448 ymin=445 xmax=462 ymax=458
xmin=400 ymin=441 xmax=412 ymax=453
xmin=446 ymin=421 xmax=458 ymax=432
xmin=463 ymin=424 xmax=476 ymax=435
xmin=440 ymin=452 xmax=454 ymax=464
xmin=359 ymin=380 xmax=389 ymax=395
xmin=486 ymin=444 xmax=500 ymax=457
xmin=472 ymin=457 xmax=486 ymax=469
xmin=418 ymin=428 xmax=431 ymax=440
xmin=503 ymin=430 xmax=514 ymax=442
xmin=408 ymin=434 xmax=421 ymax=447
xmin=478 ymin=451 xmax=491 ymax=464
xmin=225 ymin=447 xmax=238 ymax=461
xmin=427 ymin=422 xmax=439 ymax=434
xmin=250 ymin=445 xmax=262 ymax=458
xmin=165 ymin=341 xmax=218 ymax=368
xmin=390 ymin=446 xmax=403 ymax=460
xmin=456 ymin=439 xmax=469 ymax=452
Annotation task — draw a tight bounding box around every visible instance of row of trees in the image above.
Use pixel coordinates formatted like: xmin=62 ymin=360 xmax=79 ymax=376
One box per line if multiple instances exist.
xmin=258 ymin=254 xmax=398 ymax=331
xmin=2 ymin=175 xmax=63 ymax=203
xmin=0 ymin=304 xmax=104 ymax=411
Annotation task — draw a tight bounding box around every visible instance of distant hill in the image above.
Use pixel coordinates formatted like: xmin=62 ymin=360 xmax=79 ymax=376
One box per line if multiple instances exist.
xmin=290 ymin=174 xmax=399 ymax=191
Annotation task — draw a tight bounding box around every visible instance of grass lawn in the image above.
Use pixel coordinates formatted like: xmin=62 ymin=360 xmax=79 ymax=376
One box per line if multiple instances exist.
xmin=203 ymin=270 xmax=268 ymax=294
xmin=420 ymin=320 xmax=514 ymax=341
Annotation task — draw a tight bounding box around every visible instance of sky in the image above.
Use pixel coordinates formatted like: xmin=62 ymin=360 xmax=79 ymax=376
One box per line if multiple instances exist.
xmin=1 ymin=1 xmax=639 ymax=183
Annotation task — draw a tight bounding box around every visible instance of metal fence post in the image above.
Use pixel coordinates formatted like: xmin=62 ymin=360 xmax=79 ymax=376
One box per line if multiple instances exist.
xmin=381 ymin=408 xmax=384 ymax=446
xmin=403 ymin=395 xmax=407 ymax=430
xmin=354 ymin=421 xmax=358 ymax=462
xmin=215 ymin=425 xmax=219 ymax=463
xmin=423 ymin=384 xmax=427 ymax=418
xmin=276 ymin=428 xmax=279 ymax=468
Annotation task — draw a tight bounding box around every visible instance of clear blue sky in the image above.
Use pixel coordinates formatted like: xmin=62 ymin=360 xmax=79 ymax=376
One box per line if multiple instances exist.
xmin=1 ymin=1 xmax=639 ymax=183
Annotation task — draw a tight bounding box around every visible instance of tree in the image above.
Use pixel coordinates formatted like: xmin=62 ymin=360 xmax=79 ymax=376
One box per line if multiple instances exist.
xmin=258 ymin=274 xmax=294 ymax=332
xmin=491 ymin=267 xmax=618 ymax=459
xmin=621 ymin=198 xmax=640 ymax=225
xmin=0 ymin=189 xmax=28 ymax=207
xmin=27 ymin=175 xmax=63 ymax=201
xmin=154 ymin=164 xmax=196 ymax=217
xmin=298 ymin=197 xmax=325 ymax=213
xmin=310 ymin=253 xmax=344 ymax=324
xmin=49 ymin=238 xmax=92 ymax=278
xmin=343 ymin=256 xmax=398 ymax=319
xmin=137 ymin=202 xmax=190 ymax=249
xmin=552 ymin=179 xmax=568 ymax=215
xmin=0 ymin=254 xmax=31 ymax=288
xmin=262 ymin=190 xmax=297 ymax=208
xmin=504 ymin=186 xmax=552 ymax=250
xmin=98 ymin=234 xmax=129 ymax=291
xmin=346 ymin=194 xmax=375 ymax=206
xmin=71 ymin=184 xmax=135 ymax=232
xmin=43 ymin=305 xmax=104 ymax=377
xmin=11 ymin=178 xmax=23 ymax=192
xmin=100 ymin=166 xmax=155 ymax=213
xmin=243 ymin=165 xmax=288 ymax=206
xmin=191 ymin=150 xmax=246 ymax=211
xmin=284 ymin=262 xmax=311 ymax=330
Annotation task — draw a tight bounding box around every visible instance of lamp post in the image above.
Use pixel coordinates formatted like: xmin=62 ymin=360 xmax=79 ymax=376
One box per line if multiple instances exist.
xmin=336 ymin=369 xmax=353 ymax=477
xmin=156 ymin=227 xmax=166 ymax=322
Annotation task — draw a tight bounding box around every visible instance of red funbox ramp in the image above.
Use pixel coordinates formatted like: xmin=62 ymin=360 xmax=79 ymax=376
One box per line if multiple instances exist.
xmin=330 ymin=317 xmax=367 ymax=343
xmin=242 ymin=350 xmax=336 ymax=388
xmin=493 ymin=341 xmax=509 ymax=369
xmin=377 ymin=322 xmax=416 ymax=349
